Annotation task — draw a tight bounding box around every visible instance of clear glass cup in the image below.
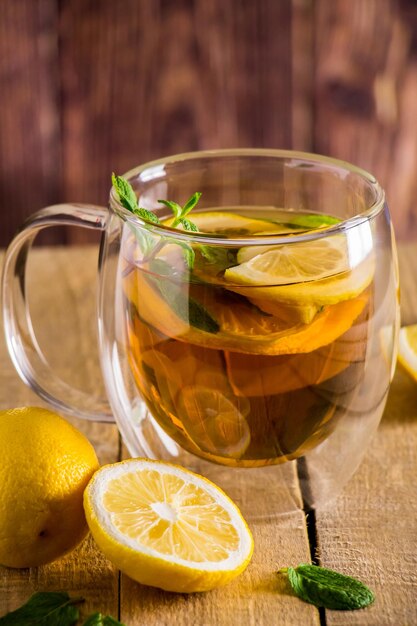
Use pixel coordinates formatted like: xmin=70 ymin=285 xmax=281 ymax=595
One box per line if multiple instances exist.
xmin=1 ymin=149 xmax=400 ymax=517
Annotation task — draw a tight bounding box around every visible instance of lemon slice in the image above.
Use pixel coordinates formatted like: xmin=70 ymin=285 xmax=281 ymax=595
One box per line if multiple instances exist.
xmin=398 ymin=324 xmax=417 ymax=383
xmin=84 ymin=459 xmax=254 ymax=593
xmin=124 ymin=266 xmax=368 ymax=355
xmin=225 ymin=238 xmax=375 ymax=306
xmin=163 ymin=211 xmax=292 ymax=235
xmin=227 ymin=237 xmax=349 ymax=286
xmin=177 ymin=386 xmax=251 ymax=460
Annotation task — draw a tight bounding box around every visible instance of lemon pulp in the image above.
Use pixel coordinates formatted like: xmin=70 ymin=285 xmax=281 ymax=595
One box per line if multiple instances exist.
xmin=398 ymin=324 xmax=417 ymax=383
xmin=84 ymin=459 xmax=254 ymax=592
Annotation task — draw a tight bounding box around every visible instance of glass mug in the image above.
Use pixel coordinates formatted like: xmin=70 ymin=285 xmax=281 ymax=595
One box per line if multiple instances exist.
xmin=1 ymin=150 xmax=400 ymax=517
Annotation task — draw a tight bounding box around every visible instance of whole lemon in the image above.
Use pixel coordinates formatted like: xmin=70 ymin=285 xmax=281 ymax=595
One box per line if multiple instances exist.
xmin=0 ymin=407 xmax=99 ymax=568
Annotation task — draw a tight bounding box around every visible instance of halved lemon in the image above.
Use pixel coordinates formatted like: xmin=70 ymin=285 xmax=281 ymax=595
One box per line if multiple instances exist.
xmin=84 ymin=459 xmax=254 ymax=593
xmin=397 ymin=324 xmax=417 ymax=383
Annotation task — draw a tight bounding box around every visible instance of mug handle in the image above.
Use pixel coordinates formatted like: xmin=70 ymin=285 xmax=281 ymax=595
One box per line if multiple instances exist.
xmin=1 ymin=203 xmax=114 ymax=422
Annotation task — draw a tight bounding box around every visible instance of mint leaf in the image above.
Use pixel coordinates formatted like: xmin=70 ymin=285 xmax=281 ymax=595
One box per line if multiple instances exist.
xmin=287 ymin=214 xmax=340 ymax=229
xmin=111 ymin=173 xmax=138 ymax=214
xmin=112 ymin=174 xmax=160 ymax=225
xmin=180 ymin=192 xmax=202 ymax=217
xmin=158 ymin=199 xmax=182 ymax=219
xmin=132 ymin=207 xmax=161 ymax=224
xmin=83 ymin=613 xmax=125 ymax=626
xmin=112 ymin=174 xmax=204 ymax=272
xmin=198 ymin=245 xmax=237 ymax=270
xmin=187 ymin=297 xmax=220 ymax=333
xmin=176 ymin=242 xmax=195 ymax=269
xmin=0 ymin=592 xmax=84 ymax=625
xmin=147 ymin=260 xmax=219 ymax=334
xmin=280 ymin=564 xmax=375 ymax=611
xmin=179 ymin=218 xmax=198 ymax=232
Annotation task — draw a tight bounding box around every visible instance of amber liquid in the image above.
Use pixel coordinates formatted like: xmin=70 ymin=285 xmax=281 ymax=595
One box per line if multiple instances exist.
xmin=122 ymin=209 xmax=371 ymax=467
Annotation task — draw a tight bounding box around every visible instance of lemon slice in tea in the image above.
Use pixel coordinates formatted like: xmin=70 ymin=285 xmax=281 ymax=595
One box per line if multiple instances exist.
xmin=163 ymin=210 xmax=293 ymax=235
xmin=177 ymin=386 xmax=251 ymax=459
xmin=84 ymin=459 xmax=254 ymax=592
xmin=225 ymin=235 xmax=375 ymax=306
xmin=227 ymin=237 xmax=349 ymax=286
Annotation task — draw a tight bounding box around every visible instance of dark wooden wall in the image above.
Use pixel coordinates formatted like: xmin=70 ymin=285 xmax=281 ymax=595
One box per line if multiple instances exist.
xmin=1 ymin=0 xmax=417 ymax=245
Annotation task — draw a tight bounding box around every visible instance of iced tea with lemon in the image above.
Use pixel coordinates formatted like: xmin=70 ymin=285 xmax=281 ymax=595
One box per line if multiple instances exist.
xmin=122 ymin=208 xmax=373 ymax=467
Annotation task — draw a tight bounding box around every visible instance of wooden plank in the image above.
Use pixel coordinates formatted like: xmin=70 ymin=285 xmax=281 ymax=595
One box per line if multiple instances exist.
xmin=291 ymin=0 xmax=314 ymax=150
xmin=0 ymin=0 xmax=63 ymax=247
xmin=120 ymin=461 xmax=319 ymax=626
xmin=0 ymin=248 xmax=120 ymax=620
xmin=314 ymin=0 xmax=417 ymax=239
xmin=315 ymin=242 xmax=417 ymax=625
xmin=1 ymin=238 xmax=416 ymax=621
xmin=58 ymin=0 xmax=293 ymax=244
xmin=120 ymin=510 xmax=318 ymax=626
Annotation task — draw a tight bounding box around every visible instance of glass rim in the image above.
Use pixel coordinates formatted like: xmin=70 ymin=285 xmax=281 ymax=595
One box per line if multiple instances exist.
xmin=109 ymin=148 xmax=386 ymax=246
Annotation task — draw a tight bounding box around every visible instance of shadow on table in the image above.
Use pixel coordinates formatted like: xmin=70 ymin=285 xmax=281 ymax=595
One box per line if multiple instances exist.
xmin=120 ymin=569 xmax=296 ymax=619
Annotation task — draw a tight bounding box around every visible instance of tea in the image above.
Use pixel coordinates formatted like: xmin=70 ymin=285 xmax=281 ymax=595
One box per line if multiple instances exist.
xmin=121 ymin=208 xmax=373 ymax=467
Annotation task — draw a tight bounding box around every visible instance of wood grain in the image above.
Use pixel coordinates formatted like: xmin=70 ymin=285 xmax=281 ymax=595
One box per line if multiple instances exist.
xmin=1 ymin=243 xmax=417 ymax=623
xmin=0 ymin=0 xmax=63 ymax=245
xmin=1 ymin=1 xmax=417 ymax=245
xmin=59 ymin=0 xmax=293 ymax=244
xmin=315 ymin=243 xmax=417 ymax=626
xmin=315 ymin=0 xmax=417 ymax=240
xmin=0 ymin=248 xmax=121 ymax=620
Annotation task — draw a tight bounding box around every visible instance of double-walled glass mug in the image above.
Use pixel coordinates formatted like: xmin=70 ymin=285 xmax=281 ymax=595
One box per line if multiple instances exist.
xmin=1 ymin=150 xmax=400 ymax=518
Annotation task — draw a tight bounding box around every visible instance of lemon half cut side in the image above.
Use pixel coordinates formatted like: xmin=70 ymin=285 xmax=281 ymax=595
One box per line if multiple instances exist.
xmin=398 ymin=324 xmax=417 ymax=383
xmin=84 ymin=459 xmax=254 ymax=593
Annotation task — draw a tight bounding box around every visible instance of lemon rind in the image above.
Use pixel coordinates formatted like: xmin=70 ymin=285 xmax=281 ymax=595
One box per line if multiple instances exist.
xmin=398 ymin=326 xmax=417 ymax=383
xmin=84 ymin=459 xmax=254 ymax=588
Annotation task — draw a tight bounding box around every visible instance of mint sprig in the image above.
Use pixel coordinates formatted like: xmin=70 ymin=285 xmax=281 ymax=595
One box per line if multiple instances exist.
xmin=112 ymin=174 xmax=202 ymax=269
xmin=279 ymin=564 xmax=375 ymax=611
xmin=0 ymin=592 xmax=124 ymax=626
xmin=111 ymin=174 xmax=138 ymax=215
xmin=158 ymin=192 xmax=202 ymax=226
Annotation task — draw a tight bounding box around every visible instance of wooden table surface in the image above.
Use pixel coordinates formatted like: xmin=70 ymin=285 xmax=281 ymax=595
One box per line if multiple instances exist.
xmin=1 ymin=244 xmax=416 ymax=626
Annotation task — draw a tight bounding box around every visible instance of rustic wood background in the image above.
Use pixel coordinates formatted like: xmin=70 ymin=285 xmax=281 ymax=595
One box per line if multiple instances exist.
xmin=1 ymin=0 xmax=417 ymax=246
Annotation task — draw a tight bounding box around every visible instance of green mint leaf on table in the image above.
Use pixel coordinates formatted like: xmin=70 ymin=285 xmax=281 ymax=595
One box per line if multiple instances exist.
xmin=280 ymin=564 xmax=375 ymax=611
xmin=83 ymin=613 xmax=125 ymax=626
xmin=0 ymin=592 xmax=84 ymax=625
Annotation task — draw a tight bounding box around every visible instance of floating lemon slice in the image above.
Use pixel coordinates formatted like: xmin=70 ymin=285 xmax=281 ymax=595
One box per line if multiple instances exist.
xmin=397 ymin=324 xmax=417 ymax=383
xmin=124 ymin=267 xmax=368 ymax=355
xmin=84 ymin=459 xmax=254 ymax=593
xmin=225 ymin=238 xmax=375 ymax=307
xmin=163 ymin=210 xmax=292 ymax=235
xmin=177 ymin=386 xmax=251 ymax=460
xmin=228 ymin=237 xmax=349 ymax=286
